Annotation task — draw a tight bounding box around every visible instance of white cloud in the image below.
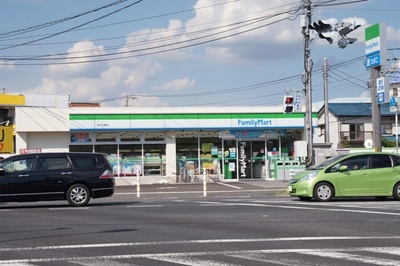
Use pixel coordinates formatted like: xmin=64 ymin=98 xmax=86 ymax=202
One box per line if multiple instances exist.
xmin=153 ymin=77 xmax=195 ymax=91
xmin=387 ymin=25 xmax=400 ymax=42
xmin=124 ymin=19 xmax=191 ymax=61
xmin=186 ymin=0 xmax=302 ymax=63
xmin=45 ymin=40 xmax=107 ymax=78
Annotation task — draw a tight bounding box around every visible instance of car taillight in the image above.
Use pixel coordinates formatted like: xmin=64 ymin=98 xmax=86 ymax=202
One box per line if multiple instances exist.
xmin=100 ymin=170 xmax=113 ymax=179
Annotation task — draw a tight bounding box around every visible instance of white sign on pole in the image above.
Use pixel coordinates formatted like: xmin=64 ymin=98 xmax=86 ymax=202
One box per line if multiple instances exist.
xmin=376 ymin=76 xmax=389 ymax=104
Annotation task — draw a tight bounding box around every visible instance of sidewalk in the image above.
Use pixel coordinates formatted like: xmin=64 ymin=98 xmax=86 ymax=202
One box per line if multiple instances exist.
xmin=240 ymin=180 xmax=288 ymax=189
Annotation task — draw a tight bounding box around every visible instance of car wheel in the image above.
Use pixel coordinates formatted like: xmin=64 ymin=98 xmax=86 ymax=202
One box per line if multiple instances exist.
xmin=313 ymin=182 xmax=333 ymax=202
xmin=66 ymin=184 xmax=91 ymax=207
xmin=393 ymin=183 xmax=400 ymax=200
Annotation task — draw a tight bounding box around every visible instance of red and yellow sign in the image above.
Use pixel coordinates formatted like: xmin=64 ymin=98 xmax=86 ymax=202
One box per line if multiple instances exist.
xmin=0 ymin=126 xmax=13 ymax=153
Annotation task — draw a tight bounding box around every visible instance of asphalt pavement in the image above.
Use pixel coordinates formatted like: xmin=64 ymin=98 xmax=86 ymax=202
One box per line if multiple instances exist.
xmin=115 ymin=179 xmax=288 ymax=195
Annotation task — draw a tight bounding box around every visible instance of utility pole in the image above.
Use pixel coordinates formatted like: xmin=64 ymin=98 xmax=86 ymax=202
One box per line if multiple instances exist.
xmin=301 ymin=0 xmax=314 ymax=166
xmin=371 ymin=67 xmax=382 ymax=151
xmin=301 ymin=1 xmax=361 ymax=163
xmin=323 ymin=57 xmax=330 ymax=143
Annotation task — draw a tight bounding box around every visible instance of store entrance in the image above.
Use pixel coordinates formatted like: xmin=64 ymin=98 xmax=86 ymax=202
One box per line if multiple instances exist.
xmin=223 ymin=139 xmax=266 ymax=180
xmin=238 ymin=140 xmax=266 ymax=179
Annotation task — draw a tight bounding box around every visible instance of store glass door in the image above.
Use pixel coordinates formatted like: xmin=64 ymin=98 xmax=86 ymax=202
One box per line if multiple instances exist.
xmin=223 ymin=139 xmax=266 ymax=180
xmin=222 ymin=139 xmax=237 ymax=180
xmin=239 ymin=140 xmax=266 ymax=179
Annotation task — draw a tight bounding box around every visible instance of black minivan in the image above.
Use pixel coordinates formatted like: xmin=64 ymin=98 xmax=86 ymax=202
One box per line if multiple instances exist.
xmin=0 ymin=152 xmax=114 ymax=207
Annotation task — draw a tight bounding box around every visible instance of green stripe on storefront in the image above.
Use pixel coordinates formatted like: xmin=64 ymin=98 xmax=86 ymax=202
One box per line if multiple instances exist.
xmin=70 ymin=112 xmax=313 ymax=121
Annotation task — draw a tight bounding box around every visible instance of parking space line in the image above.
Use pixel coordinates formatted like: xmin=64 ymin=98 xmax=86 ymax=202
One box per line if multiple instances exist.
xmin=216 ymin=182 xmax=242 ymax=189
xmin=49 ymin=207 xmax=89 ymax=211
xmin=127 ymin=205 xmax=164 ymax=208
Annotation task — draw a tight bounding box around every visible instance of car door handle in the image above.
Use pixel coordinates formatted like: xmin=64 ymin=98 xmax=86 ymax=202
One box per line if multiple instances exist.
xmin=19 ymin=174 xmax=30 ymax=178
xmin=62 ymin=172 xmax=72 ymax=175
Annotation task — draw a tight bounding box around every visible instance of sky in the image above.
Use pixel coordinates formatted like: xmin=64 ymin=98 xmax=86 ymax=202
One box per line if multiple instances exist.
xmin=0 ymin=0 xmax=399 ymax=108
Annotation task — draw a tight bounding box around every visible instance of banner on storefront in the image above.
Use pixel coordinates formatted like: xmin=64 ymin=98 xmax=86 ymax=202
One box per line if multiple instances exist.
xmin=0 ymin=126 xmax=13 ymax=153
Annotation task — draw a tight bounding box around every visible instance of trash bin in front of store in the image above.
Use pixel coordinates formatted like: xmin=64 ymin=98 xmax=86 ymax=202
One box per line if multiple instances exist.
xmin=284 ymin=160 xmax=292 ymax=180
xmin=290 ymin=160 xmax=300 ymax=179
xmin=274 ymin=160 xmax=284 ymax=180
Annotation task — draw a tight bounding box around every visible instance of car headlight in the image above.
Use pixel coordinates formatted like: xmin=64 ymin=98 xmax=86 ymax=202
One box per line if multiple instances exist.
xmin=300 ymin=171 xmax=318 ymax=181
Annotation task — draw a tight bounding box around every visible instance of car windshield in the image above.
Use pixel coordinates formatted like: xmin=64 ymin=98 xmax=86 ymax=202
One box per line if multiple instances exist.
xmin=308 ymin=154 xmax=348 ymax=170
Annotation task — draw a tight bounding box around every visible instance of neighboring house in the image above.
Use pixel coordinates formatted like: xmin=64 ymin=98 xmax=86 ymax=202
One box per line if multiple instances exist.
xmin=317 ymin=102 xmax=395 ymax=149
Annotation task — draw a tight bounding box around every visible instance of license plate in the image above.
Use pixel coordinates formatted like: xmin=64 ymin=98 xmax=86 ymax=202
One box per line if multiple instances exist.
xmin=287 ymin=186 xmax=292 ymax=193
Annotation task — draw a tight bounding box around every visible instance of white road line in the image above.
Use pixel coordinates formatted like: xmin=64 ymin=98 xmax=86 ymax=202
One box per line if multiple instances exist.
xmin=0 ymin=236 xmax=400 ymax=252
xmin=49 ymin=207 xmax=89 ymax=211
xmin=2 ymin=247 xmax=400 ymax=265
xmin=301 ymin=250 xmax=400 ymax=266
xmin=216 ymin=182 xmax=242 ymax=189
xmin=126 ymin=205 xmax=164 ymax=208
xmin=211 ymin=201 xmax=400 ymax=216
xmin=115 ymin=189 xmax=271 ymax=195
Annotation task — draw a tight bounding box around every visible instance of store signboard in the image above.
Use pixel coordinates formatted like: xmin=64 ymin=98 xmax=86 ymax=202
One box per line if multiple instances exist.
xmin=20 ymin=148 xmax=42 ymax=154
xmin=365 ymin=23 xmax=387 ymax=69
xmin=70 ymin=113 xmax=316 ymax=131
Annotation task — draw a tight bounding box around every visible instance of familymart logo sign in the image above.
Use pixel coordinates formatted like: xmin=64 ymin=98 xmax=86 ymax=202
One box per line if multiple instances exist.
xmin=365 ymin=23 xmax=386 ymax=69
xmin=237 ymin=119 xmax=272 ymax=127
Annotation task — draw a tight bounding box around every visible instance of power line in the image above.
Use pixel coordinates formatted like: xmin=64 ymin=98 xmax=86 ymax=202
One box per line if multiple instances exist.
xmin=0 ymin=0 xmax=144 ymax=51
xmin=0 ymin=6 xmax=302 ymax=65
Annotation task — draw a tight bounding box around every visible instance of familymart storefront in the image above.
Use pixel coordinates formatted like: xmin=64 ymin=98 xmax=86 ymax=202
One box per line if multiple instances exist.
xmin=67 ymin=106 xmax=315 ymax=185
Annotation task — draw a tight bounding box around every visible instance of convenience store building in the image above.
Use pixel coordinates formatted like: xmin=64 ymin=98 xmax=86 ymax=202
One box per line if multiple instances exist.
xmin=10 ymin=105 xmax=318 ymax=184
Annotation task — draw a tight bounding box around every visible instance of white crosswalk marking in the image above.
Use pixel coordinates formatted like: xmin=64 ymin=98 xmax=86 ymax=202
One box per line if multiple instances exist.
xmin=301 ymin=250 xmax=400 ymax=266
xmin=145 ymin=254 xmax=237 ymax=266
xmin=2 ymin=248 xmax=400 ymax=266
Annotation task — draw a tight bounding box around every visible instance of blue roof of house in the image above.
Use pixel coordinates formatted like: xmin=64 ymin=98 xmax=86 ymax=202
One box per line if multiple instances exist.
xmin=323 ymin=103 xmax=393 ymax=117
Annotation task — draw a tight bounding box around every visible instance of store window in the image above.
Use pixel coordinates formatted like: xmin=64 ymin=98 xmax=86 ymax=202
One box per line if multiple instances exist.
xmin=71 ymin=133 xmax=91 ymax=143
xmin=69 ymin=145 xmax=93 ymax=152
xmin=176 ymin=131 xmax=199 ymax=181
xmin=199 ymin=131 xmax=222 ymax=176
xmin=95 ymin=144 xmax=117 ymax=155
xmin=111 ymin=144 xmax=143 ymax=177
xmin=96 ymin=133 xmax=116 ymax=142
xmin=145 ymin=132 xmax=165 ymax=141
xmin=175 ymin=130 xmax=222 ymax=182
xmin=70 ymin=132 xmax=93 ymax=152
xmin=143 ymin=144 xmax=165 ymax=176
xmin=121 ymin=132 xmax=141 ymax=142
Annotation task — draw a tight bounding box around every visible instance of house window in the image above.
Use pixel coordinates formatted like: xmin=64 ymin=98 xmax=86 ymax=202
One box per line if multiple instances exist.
xmin=382 ymin=123 xmax=392 ymax=135
xmin=349 ymin=124 xmax=363 ymax=140
xmin=319 ymin=125 xmax=325 ymax=137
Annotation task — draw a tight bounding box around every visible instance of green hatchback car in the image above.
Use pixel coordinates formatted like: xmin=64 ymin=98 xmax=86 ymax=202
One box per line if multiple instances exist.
xmin=287 ymin=152 xmax=400 ymax=201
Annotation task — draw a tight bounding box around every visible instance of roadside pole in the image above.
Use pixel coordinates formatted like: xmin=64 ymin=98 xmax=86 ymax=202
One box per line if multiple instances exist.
xmin=137 ymin=174 xmax=141 ymax=198
xmin=203 ymin=169 xmax=207 ymax=197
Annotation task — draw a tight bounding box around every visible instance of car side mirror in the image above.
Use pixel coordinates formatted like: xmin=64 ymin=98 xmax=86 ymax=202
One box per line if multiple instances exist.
xmin=339 ymin=165 xmax=348 ymax=172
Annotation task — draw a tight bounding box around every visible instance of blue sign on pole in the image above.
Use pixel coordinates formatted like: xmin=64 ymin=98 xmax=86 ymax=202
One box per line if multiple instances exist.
xmin=390 ymin=96 xmax=397 ymax=107
xmin=366 ymin=53 xmax=381 ymax=68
